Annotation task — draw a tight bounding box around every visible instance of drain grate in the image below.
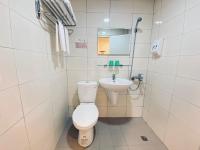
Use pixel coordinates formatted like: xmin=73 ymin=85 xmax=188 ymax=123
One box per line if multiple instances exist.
xmin=140 ymin=136 xmax=149 ymax=141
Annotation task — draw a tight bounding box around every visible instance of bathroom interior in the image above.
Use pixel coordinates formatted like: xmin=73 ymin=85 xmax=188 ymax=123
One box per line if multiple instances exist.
xmin=0 ymin=0 xmax=200 ymax=149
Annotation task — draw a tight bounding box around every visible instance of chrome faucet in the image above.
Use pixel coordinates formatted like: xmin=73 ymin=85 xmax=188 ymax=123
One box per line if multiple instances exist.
xmin=112 ymin=74 xmax=116 ymax=81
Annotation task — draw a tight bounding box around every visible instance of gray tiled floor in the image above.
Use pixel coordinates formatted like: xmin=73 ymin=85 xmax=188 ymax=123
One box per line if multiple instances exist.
xmin=55 ymin=118 xmax=168 ymax=150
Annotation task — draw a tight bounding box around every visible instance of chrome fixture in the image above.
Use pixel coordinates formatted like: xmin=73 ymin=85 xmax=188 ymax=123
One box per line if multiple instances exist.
xmin=112 ymin=74 xmax=116 ymax=81
xmin=129 ymin=73 xmax=143 ymax=91
xmin=129 ymin=17 xmax=143 ymax=80
xmin=131 ymin=73 xmax=144 ymax=82
xmin=35 ymin=0 xmax=76 ymax=27
xmin=128 ymin=17 xmax=143 ymax=91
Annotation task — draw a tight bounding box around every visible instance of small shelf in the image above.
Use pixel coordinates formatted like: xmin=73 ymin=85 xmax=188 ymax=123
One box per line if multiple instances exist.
xmin=96 ymin=65 xmax=131 ymax=67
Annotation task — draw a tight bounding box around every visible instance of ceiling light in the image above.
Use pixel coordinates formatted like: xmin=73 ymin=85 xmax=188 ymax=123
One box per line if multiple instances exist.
xmin=104 ymin=18 xmax=110 ymax=23
xmin=155 ymin=21 xmax=163 ymax=24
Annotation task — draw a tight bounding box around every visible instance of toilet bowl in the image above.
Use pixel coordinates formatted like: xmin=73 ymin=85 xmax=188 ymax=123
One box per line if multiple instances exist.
xmin=72 ymin=81 xmax=99 ymax=147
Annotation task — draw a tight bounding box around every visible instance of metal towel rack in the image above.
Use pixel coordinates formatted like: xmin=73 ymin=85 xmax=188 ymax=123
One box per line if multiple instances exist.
xmin=35 ymin=0 xmax=77 ymax=27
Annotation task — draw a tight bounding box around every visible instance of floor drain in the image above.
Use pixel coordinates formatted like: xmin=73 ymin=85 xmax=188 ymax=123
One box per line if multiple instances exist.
xmin=140 ymin=136 xmax=148 ymax=141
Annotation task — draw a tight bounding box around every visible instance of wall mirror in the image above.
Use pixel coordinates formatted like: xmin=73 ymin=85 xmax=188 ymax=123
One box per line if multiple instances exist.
xmin=97 ymin=28 xmax=131 ymax=56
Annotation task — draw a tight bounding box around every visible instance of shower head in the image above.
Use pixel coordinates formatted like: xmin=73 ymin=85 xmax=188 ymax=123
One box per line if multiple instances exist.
xmin=130 ymin=16 xmax=143 ymax=80
xmin=134 ymin=17 xmax=143 ymax=33
xmin=137 ymin=17 xmax=142 ymax=22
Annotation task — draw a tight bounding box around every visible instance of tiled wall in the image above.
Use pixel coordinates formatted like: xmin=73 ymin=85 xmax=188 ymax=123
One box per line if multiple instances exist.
xmin=144 ymin=0 xmax=200 ymax=149
xmin=68 ymin=0 xmax=154 ymax=117
xmin=0 ymin=0 xmax=68 ymax=149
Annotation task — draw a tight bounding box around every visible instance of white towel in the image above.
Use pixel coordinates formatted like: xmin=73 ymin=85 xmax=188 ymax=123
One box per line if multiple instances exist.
xmin=55 ymin=22 xmax=60 ymax=52
xmin=64 ymin=27 xmax=70 ymax=56
xmin=58 ymin=20 xmax=67 ymax=52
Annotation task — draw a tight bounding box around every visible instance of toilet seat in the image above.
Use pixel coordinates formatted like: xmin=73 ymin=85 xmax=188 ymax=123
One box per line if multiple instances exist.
xmin=72 ymin=103 xmax=99 ymax=130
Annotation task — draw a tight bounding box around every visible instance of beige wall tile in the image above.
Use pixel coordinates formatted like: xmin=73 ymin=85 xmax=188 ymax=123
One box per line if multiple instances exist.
xmin=159 ymin=15 xmax=184 ymax=38
xmin=0 ymin=87 xmax=23 ymax=134
xmin=0 ymin=0 xmax=8 ymax=6
xmin=110 ymin=13 xmax=133 ymax=28
xmin=184 ymin=4 xmax=200 ymax=32
xmin=134 ymin=44 xmax=150 ymax=57
xmin=67 ymin=57 xmax=87 ymax=70
xmin=162 ymin=35 xmax=181 ymax=56
xmin=71 ymin=0 xmax=86 ymax=12
xmin=135 ymin=29 xmax=151 ymax=43
xmin=181 ymin=30 xmax=200 ymax=55
xmin=171 ymin=96 xmax=200 ymax=135
xmin=15 ymin=51 xmax=49 ymax=83
xmin=153 ymin=57 xmax=179 ymax=76
xmin=19 ymin=78 xmax=50 ymax=114
xmin=151 ymin=73 xmax=175 ymax=94
xmin=133 ymin=0 xmax=154 ymax=14
xmin=177 ymin=55 xmax=200 ymax=80
xmin=0 ymin=47 xmax=18 ymax=90
xmin=186 ymin=0 xmax=200 ymax=9
xmin=150 ymin=88 xmax=172 ymax=111
xmin=161 ymin=0 xmax=185 ymax=19
xmin=9 ymin=0 xmax=38 ymax=24
xmin=0 ymin=4 xmax=12 ymax=47
xmin=0 ymin=120 xmax=30 ymax=150
xmin=11 ymin=12 xmax=46 ymax=53
xmin=145 ymin=102 xmax=168 ymax=141
xmin=74 ymin=12 xmax=86 ymax=27
xmin=111 ymin=0 xmax=134 ymax=13
xmin=165 ymin=115 xmax=200 ymax=150
xmin=25 ymin=101 xmax=56 ymax=150
xmin=87 ymin=13 xmax=109 ymax=28
xmin=174 ymin=77 xmax=200 ymax=107
xmin=87 ymin=0 xmax=110 ymax=13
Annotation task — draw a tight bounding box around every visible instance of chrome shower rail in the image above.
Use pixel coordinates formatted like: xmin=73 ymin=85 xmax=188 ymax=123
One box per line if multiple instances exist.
xmin=35 ymin=0 xmax=77 ymax=27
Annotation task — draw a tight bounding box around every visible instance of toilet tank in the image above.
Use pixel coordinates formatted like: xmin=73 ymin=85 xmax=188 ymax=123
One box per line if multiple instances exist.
xmin=77 ymin=81 xmax=98 ymax=103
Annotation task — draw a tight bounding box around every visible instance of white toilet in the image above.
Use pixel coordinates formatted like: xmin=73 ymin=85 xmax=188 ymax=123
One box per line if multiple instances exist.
xmin=72 ymin=81 xmax=99 ymax=147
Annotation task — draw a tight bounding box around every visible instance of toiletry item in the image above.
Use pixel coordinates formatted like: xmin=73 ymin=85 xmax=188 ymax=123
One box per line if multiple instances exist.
xmin=109 ymin=60 xmax=114 ymax=66
xmin=115 ymin=60 xmax=120 ymax=66
xmin=108 ymin=60 xmax=114 ymax=72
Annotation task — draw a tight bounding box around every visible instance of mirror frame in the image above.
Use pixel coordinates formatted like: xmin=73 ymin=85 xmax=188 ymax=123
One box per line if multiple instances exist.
xmin=97 ymin=28 xmax=132 ymax=56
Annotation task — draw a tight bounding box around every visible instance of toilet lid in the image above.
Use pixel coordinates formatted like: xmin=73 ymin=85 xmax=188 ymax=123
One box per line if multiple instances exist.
xmin=72 ymin=103 xmax=99 ymax=129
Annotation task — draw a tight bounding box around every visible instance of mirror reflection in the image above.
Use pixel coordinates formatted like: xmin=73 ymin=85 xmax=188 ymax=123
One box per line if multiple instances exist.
xmin=97 ymin=28 xmax=131 ymax=55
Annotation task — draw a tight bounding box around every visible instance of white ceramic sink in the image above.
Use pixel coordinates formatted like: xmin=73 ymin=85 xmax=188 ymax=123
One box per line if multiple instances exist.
xmin=99 ymin=78 xmax=132 ymax=105
xmin=99 ymin=78 xmax=132 ymax=92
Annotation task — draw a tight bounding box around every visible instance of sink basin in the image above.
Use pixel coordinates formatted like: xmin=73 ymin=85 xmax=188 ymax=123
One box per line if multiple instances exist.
xmin=99 ymin=78 xmax=132 ymax=92
xmin=99 ymin=78 xmax=132 ymax=105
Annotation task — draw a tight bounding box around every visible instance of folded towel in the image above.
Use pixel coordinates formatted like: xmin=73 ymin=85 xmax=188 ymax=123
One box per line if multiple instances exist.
xmin=64 ymin=27 xmax=70 ymax=55
xmin=58 ymin=20 xmax=67 ymax=52
xmin=47 ymin=0 xmax=72 ymax=54
xmin=55 ymin=22 xmax=60 ymax=52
